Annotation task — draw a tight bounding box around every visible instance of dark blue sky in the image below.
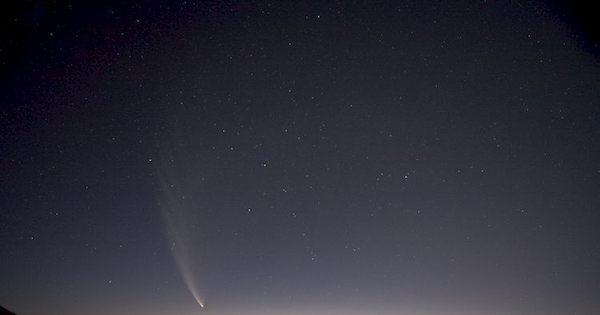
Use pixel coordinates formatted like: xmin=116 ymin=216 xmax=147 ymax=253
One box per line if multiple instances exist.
xmin=2 ymin=1 xmax=599 ymax=315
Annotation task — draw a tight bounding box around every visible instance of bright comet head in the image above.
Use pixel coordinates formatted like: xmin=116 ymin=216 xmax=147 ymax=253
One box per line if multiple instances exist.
xmin=189 ymin=288 xmax=205 ymax=309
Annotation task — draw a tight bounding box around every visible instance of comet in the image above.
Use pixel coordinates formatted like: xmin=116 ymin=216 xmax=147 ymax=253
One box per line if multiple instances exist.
xmin=154 ymin=130 xmax=207 ymax=310
xmin=160 ymin=192 xmax=206 ymax=310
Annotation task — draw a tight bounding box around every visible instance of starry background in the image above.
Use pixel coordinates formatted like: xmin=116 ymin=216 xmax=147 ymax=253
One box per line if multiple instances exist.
xmin=1 ymin=1 xmax=600 ymax=315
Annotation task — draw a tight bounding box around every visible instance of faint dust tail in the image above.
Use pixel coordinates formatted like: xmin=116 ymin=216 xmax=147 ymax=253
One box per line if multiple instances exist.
xmin=153 ymin=126 xmax=206 ymax=309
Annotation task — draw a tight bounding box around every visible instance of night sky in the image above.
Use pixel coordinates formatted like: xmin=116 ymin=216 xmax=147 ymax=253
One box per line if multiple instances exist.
xmin=2 ymin=1 xmax=600 ymax=315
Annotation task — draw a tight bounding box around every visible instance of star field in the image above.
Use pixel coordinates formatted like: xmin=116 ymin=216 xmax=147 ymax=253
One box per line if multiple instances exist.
xmin=1 ymin=1 xmax=600 ymax=315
